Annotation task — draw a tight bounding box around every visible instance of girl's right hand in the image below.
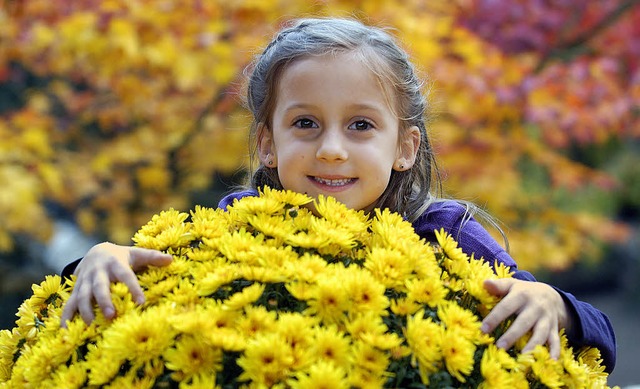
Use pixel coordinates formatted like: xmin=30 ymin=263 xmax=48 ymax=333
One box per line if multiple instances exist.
xmin=60 ymin=242 xmax=173 ymax=327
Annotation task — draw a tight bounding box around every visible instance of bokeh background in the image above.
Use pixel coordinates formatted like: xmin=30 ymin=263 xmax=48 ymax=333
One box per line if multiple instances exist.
xmin=1 ymin=0 xmax=638 ymax=386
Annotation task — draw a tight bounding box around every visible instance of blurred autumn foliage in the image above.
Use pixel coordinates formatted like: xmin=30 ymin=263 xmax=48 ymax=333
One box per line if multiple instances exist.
xmin=0 ymin=0 xmax=638 ymax=272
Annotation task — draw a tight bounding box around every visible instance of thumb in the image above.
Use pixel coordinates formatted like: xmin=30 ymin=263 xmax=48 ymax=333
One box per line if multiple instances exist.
xmin=483 ymin=278 xmax=516 ymax=298
xmin=129 ymin=247 xmax=173 ymax=270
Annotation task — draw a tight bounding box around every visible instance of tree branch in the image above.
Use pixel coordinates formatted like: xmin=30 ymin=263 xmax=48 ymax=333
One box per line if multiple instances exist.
xmin=535 ymin=0 xmax=640 ymax=72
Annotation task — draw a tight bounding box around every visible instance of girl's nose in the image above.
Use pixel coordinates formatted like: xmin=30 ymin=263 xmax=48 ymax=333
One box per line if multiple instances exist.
xmin=316 ymin=129 xmax=348 ymax=162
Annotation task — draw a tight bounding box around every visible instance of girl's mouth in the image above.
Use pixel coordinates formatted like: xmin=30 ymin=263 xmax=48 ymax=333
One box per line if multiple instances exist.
xmin=310 ymin=176 xmax=356 ymax=187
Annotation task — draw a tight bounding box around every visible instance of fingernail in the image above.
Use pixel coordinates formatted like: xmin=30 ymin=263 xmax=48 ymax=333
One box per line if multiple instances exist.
xmin=480 ymin=323 xmax=489 ymax=333
xmin=104 ymin=308 xmax=115 ymax=318
xmin=496 ymin=340 xmax=506 ymax=349
xmin=136 ymin=296 xmax=145 ymax=305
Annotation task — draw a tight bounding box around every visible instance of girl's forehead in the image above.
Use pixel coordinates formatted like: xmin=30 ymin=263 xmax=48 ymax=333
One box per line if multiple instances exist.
xmin=277 ymin=51 xmax=399 ymax=115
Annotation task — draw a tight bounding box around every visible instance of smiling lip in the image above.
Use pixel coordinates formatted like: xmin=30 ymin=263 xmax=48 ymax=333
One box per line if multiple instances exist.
xmin=309 ymin=176 xmax=356 ymax=190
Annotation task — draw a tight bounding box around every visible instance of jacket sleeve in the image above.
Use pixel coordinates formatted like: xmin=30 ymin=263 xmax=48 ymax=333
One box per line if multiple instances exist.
xmin=60 ymin=258 xmax=82 ymax=280
xmin=412 ymin=200 xmax=616 ymax=372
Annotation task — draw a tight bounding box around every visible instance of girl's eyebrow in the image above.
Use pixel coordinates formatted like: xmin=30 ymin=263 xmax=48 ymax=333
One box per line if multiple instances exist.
xmin=282 ymin=102 xmax=385 ymax=112
xmin=282 ymin=103 xmax=316 ymax=111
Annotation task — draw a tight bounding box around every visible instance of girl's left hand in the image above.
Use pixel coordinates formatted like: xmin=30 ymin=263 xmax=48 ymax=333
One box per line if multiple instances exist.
xmin=480 ymin=278 xmax=574 ymax=359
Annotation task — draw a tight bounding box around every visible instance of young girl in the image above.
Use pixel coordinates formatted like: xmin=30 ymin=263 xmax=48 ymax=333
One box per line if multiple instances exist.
xmin=60 ymin=17 xmax=616 ymax=372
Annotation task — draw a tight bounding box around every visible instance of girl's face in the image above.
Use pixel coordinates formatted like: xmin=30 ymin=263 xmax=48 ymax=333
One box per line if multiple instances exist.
xmin=258 ymin=53 xmax=419 ymax=212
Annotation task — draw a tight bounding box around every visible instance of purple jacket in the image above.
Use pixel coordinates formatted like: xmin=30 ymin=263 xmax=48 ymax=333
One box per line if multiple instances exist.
xmin=219 ymin=190 xmax=616 ymax=372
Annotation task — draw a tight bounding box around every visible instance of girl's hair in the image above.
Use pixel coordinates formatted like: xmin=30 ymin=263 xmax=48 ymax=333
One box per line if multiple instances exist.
xmin=243 ymin=17 xmax=440 ymax=222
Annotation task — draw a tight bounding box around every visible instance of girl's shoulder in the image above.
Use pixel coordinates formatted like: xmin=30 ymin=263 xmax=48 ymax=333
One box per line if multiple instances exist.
xmin=217 ymin=189 xmax=259 ymax=209
xmin=411 ymin=199 xmax=484 ymax=240
xmin=415 ymin=199 xmax=470 ymax=225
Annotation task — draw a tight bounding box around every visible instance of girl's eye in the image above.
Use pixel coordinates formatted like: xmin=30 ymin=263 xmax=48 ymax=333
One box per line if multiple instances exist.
xmin=349 ymin=120 xmax=373 ymax=131
xmin=293 ymin=118 xmax=317 ymax=129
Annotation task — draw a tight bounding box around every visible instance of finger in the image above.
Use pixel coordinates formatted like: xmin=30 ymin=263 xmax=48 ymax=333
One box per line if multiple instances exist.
xmin=483 ymin=278 xmax=516 ymax=298
xmin=60 ymin=296 xmax=78 ymax=328
xmin=129 ymin=247 xmax=173 ymax=271
xmin=495 ymin=313 xmax=534 ymax=351
xmin=481 ymin=293 xmax=522 ymax=334
xmin=76 ymin=283 xmax=96 ymax=325
xmin=110 ymin=263 xmax=146 ymax=305
xmin=92 ymin=272 xmax=116 ymax=319
xmin=547 ymin=329 xmax=561 ymax=360
xmin=521 ymin=320 xmax=551 ymax=354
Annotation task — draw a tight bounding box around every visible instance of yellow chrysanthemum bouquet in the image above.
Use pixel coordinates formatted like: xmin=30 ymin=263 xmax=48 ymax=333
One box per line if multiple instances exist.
xmin=0 ymin=188 xmax=613 ymax=388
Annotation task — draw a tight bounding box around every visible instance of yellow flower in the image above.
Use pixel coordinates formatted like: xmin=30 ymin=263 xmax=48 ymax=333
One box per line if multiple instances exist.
xmin=85 ymin=343 xmax=123 ymax=385
xmin=289 ymin=360 xmax=349 ymax=389
xmin=314 ymin=194 xmax=370 ymax=238
xmin=246 ymin=213 xmax=297 ymax=242
xmin=405 ymin=310 xmax=443 ymax=382
xmin=222 ymin=283 xmax=265 ymax=311
xmin=163 ymin=278 xmax=200 ymax=306
xmin=143 ymin=276 xmax=180 ymax=306
xmin=178 ymin=372 xmax=220 ymax=388
xmin=197 ymin=264 xmax=240 ymax=296
xmin=346 ymin=313 xmax=401 ymax=350
xmin=560 ymin=350 xmax=590 ymax=388
xmin=305 ymin=275 xmax=349 ymax=324
xmin=237 ymin=332 xmax=295 ymax=387
xmin=15 ymin=301 xmax=40 ymax=341
xmin=577 ymin=346 xmax=606 ymax=373
xmin=406 ymin=277 xmax=448 ymax=308
xmin=101 ymin=305 xmax=176 ymax=366
xmin=137 ymin=264 xmax=173 ymax=285
xmin=274 ymin=313 xmax=317 ymax=370
xmin=464 ymin=265 xmax=502 ymax=309
xmin=283 ymin=252 xmax=328 ymax=283
xmin=435 ymin=228 xmax=470 ymax=265
xmin=441 ymin=329 xmax=476 ymax=382
xmin=41 ymin=363 xmax=87 ymax=388
xmin=285 ymin=229 xmax=330 ymax=250
xmin=190 ymin=205 xmax=228 ymax=240
xmin=350 ymin=341 xmax=390 ymax=375
xmin=347 ymin=366 xmax=388 ymax=389
xmin=309 ymin=326 xmax=351 ymax=367
xmin=310 ymin=217 xmax=358 ymax=256
xmin=345 ymin=312 xmax=388 ymax=341
xmin=390 ymin=297 xmax=420 ymax=316
xmin=164 ymin=334 xmax=223 ymax=380
xmin=228 ymin=193 xmax=287 ymax=221
xmin=364 ymin=247 xmax=414 ymax=289
xmin=28 ymin=275 xmax=67 ymax=310
xmin=493 ymin=259 xmax=515 ymax=279
xmin=186 ymin=245 xmax=220 ymax=262
xmin=216 ymin=228 xmax=265 ymax=264
xmin=0 ymin=328 xmax=23 ymax=380
xmin=259 ymin=186 xmax=313 ymax=207
xmin=252 ymin=244 xmax=299 ymax=268
xmin=133 ymin=208 xmax=192 ymax=250
xmin=518 ymin=345 xmax=564 ymax=388
xmin=0 ymin=188 xmax=615 ymax=387
xmin=479 ymin=344 xmax=518 ymax=389
xmin=342 ymin=267 xmax=389 ymax=316
xmin=236 ymin=305 xmax=277 ymax=338
xmin=370 ymin=208 xmax=422 ymax=249
xmin=437 ymin=301 xmax=484 ymax=342
xmin=237 ymin=263 xmax=288 ymax=284
xmin=12 ymin=336 xmax=59 ymax=385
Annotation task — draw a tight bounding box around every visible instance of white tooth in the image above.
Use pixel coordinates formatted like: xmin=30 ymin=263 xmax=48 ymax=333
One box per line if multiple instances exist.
xmin=315 ymin=177 xmax=351 ymax=186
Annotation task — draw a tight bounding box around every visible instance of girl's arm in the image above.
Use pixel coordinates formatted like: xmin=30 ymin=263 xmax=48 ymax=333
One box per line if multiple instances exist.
xmin=412 ymin=201 xmax=616 ymax=372
xmin=60 ymin=243 xmax=172 ymax=326
xmin=60 ymin=190 xmax=255 ymax=327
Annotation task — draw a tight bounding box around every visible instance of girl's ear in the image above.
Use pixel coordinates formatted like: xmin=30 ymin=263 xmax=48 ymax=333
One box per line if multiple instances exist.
xmin=394 ymin=125 xmax=421 ymax=171
xmin=257 ymin=122 xmax=277 ymax=167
